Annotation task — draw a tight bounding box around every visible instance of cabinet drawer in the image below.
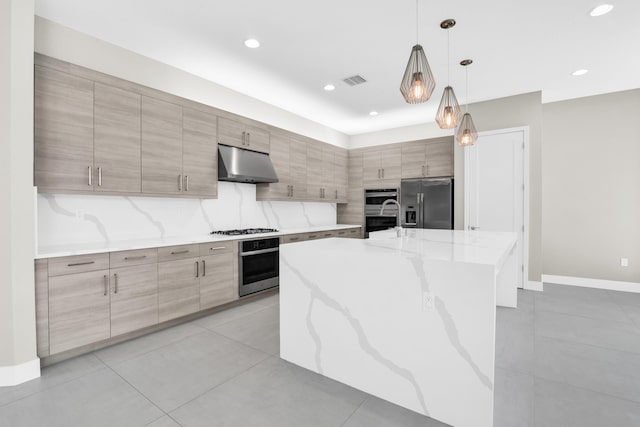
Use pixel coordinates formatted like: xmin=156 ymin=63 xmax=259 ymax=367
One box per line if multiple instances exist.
xmin=282 ymin=234 xmax=306 ymax=244
xmin=321 ymin=231 xmax=336 ymax=238
xmin=306 ymin=233 xmax=321 ymax=241
xmin=110 ymin=248 xmax=158 ymax=268
xmin=335 ymin=229 xmax=349 ymax=237
xmin=199 ymin=241 xmax=235 ymax=256
xmin=157 ymin=244 xmax=199 ymax=262
xmin=48 ymin=253 xmax=110 ymax=277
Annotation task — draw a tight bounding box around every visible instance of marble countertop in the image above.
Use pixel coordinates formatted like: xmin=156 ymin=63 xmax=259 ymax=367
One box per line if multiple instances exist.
xmin=351 ymin=228 xmax=516 ymax=267
xmin=35 ymin=224 xmax=362 ymax=259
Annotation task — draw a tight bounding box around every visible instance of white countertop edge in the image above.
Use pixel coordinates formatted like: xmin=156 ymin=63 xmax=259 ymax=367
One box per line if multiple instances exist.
xmin=35 ymin=224 xmax=362 ymax=259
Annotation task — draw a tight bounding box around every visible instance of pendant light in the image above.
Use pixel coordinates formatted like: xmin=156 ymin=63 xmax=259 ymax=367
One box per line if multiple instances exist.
xmin=435 ymin=19 xmax=462 ymax=129
xmin=456 ymin=59 xmax=478 ymax=146
xmin=400 ymin=0 xmax=436 ymax=104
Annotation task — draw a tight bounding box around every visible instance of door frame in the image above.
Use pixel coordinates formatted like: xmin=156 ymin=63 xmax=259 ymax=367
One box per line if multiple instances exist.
xmin=463 ymin=126 xmax=530 ymax=288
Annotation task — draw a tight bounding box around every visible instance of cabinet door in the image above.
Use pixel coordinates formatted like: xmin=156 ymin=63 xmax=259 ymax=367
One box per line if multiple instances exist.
xmin=425 ymin=139 xmax=454 ymax=177
xmin=306 ymin=142 xmax=323 ymax=200
xmin=49 ymin=269 xmax=111 ymax=354
xmin=199 ymin=253 xmax=237 ymax=310
xmin=380 ymin=147 xmax=402 ymax=182
xmin=362 ymin=150 xmax=382 ymax=184
xmin=158 ymin=258 xmax=200 ymax=322
xmin=244 ymin=125 xmax=270 ymax=153
xmin=34 ymin=66 xmax=94 ymax=191
xmin=141 ymin=96 xmax=183 ymax=195
xmin=110 ymin=264 xmax=159 ymax=337
xmin=257 ymin=133 xmax=290 ymax=199
xmin=401 ymin=144 xmax=427 ymax=179
xmin=94 ymin=83 xmax=142 ymax=193
xmin=322 ymin=145 xmax=335 ymax=200
xmin=182 ymin=108 xmax=218 ymax=197
xmin=334 ymin=148 xmax=348 ymax=202
xmin=217 ymin=117 xmax=245 ymax=149
xmin=289 ymin=137 xmax=308 ymax=199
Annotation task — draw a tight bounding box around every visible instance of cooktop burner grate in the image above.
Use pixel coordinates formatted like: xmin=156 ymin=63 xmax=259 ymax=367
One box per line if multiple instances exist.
xmin=210 ymin=228 xmax=279 ymax=236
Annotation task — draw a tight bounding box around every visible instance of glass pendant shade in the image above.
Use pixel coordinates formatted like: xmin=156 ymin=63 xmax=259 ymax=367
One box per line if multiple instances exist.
xmin=400 ymin=44 xmax=436 ymax=104
xmin=436 ymin=86 xmax=462 ymax=129
xmin=456 ymin=113 xmax=478 ymax=146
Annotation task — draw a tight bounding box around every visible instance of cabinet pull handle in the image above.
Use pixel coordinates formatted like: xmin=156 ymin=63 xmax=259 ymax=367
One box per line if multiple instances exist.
xmin=98 ymin=167 xmax=102 ymax=186
xmin=335 ymin=189 xmax=338 ymax=199
xmin=178 ymin=174 xmax=183 ymax=191
xmin=382 ymin=168 xmax=385 ymax=178
xmin=377 ymin=169 xmax=380 ymax=179
xmin=67 ymin=261 xmax=95 ymax=267
xmin=124 ymin=255 xmax=147 ymax=261
xmin=114 ymin=273 xmax=118 ymax=294
xmin=422 ymin=165 xmax=425 ymax=176
xmin=171 ymin=249 xmax=189 ymax=255
xmin=202 ymin=260 xmax=206 ymax=277
xmin=208 ymin=246 xmax=225 ymax=251
xmin=426 ymin=164 xmax=429 ymax=175
xmin=242 ymin=131 xmax=246 ymax=145
xmin=185 ymin=175 xmax=189 ymax=191
xmin=88 ymin=166 xmax=93 ymax=186
xmin=195 ymin=260 xmax=199 ymax=278
xmin=246 ymin=132 xmax=250 ymax=146
xmin=291 ymin=185 xmax=294 ymax=197
xmin=103 ymin=274 xmax=108 ymax=296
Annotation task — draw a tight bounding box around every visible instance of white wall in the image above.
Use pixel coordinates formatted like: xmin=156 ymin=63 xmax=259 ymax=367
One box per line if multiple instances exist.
xmin=542 ymin=89 xmax=640 ymax=284
xmin=34 ymin=17 xmax=349 ymax=148
xmin=0 ymin=0 xmax=38 ymax=381
xmin=38 ymin=182 xmax=337 ymax=249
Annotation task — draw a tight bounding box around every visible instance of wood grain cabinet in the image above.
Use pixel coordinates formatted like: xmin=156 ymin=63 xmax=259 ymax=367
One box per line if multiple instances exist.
xmin=218 ymin=117 xmax=270 ymax=153
xmin=256 ymin=133 xmax=308 ymax=201
xmin=305 ymin=141 xmax=348 ymax=202
xmin=110 ymin=263 xmax=158 ymax=337
xmin=306 ymin=141 xmax=324 ymax=200
xmin=401 ymin=138 xmax=453 ymax=179
xmin=363 ymin=146 xmax=402 ymax=188
xmin=198 ymin=242 xmax=237 ymax=310
xmin=158 ymin=256 xmax=201 ymax=323
xmin=34 ymin=65 xmax=95 ymax=192
xmin=49 ymin=269 xmax=111 ymax=354
xmin=182 ymin=108 xmax=218 ymax=198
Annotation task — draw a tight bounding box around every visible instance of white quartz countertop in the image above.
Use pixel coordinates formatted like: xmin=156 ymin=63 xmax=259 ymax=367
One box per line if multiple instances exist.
xmin=347 ymin=228 xmax=517 ymax=267
xmin=35 ymin=224 xmax=362 ymax=259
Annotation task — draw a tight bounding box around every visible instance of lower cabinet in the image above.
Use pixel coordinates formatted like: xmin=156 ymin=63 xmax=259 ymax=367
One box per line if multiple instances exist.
xmin=110 ymin=264 xmax=159 ymax=336
xmin=49 ymin=269 xmax=111 ymax=355
xmin=158 ymin=257 xmax=201 ymax=323
xmin=200 ymin=251 xmax=236 ymax=310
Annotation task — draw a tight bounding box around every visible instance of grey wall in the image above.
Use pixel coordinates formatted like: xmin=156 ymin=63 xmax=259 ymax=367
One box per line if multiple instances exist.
xmin=0 ymin=0 xmax=37 ymax=368
xmin=542 ymin=89 xmax=640 ymax=283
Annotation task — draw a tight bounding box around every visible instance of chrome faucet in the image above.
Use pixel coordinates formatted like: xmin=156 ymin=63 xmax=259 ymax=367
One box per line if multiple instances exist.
xmin=379 ymin=199 xmax=401 ymax=228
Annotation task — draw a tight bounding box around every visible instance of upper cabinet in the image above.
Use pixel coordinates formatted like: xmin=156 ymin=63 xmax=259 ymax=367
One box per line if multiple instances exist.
xmin=182 ymin=108 xmax=218 ymax=198
xmin=401 ymin=138 xmax=453 ymax=179
xmin=218 ymin=117 xmax=270 ymax=153
xmin=34 ymin=66 xmax=95 ymax=192
xmin=363 ymin=146 xmax=402 ymax=188
xmin=256 ymin=132 xmax=291 ymax=200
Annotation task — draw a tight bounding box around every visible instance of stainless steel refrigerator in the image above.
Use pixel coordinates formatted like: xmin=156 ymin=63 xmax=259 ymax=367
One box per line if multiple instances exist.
xmin=400 ymin=178 xmax=453 ymax=229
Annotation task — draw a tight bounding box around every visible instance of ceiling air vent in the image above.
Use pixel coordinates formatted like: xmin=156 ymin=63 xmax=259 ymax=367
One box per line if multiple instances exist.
xmin=342 ymin=75 xmax=367 ymax=86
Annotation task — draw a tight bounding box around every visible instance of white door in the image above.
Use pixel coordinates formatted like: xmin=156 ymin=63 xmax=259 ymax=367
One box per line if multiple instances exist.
xmin=465 ymin=128 xmax=526 ymax=288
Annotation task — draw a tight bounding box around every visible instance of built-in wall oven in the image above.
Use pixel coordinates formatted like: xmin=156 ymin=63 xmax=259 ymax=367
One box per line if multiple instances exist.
xmin=239 ymin=237 xmax=279 ymax=297
xmin=364 ymin=188 xmax=399 ymax=237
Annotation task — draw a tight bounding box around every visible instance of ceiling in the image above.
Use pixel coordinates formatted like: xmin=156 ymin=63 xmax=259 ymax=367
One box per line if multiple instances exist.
xmin=35 ymin=0 xmax=640 ymax=135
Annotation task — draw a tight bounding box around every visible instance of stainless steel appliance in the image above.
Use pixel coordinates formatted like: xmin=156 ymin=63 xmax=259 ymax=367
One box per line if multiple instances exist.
xmin=239 ymin=237 xmax=280 ymax=297
xmin=400 ymin=178 xmax=453 ymax=229
xmin=218 ymin=144 xmax=279 ymax=184
xmin=364 ymin=188 xmax=399 ymax=236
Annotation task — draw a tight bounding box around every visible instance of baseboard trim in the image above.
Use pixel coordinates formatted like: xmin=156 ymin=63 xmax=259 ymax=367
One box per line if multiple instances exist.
xmin=0 ymin=358 xmax=40 ymax=387
xmin=524 ymin=281 xmax=543 ymax=291
xmin=542 ymin=275 xmax=640 ymax=294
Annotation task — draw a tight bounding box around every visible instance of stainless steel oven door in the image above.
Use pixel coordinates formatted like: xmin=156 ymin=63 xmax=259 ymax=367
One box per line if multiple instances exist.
xmin=239 ymin=247 xmax=279 ymax=297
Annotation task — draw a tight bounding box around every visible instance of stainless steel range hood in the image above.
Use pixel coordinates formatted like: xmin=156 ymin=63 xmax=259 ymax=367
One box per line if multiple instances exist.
xmin=218 ymin=144 xmax=279 ymax=184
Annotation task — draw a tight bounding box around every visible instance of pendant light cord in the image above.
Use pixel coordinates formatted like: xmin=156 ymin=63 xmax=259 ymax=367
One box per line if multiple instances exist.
xmin=465 ymin=65 xmax=469 ymax=113
xmin=447 ymin=29 xmax=450 ymax=85
xmin=415 ymin=0 xmax=419 ymax=44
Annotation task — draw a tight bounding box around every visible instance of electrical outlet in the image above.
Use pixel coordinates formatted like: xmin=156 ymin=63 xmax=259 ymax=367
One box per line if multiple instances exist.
xmin=75 ymin=209 xmax=85 ymax=220
xmin=422 ymin=291 xmax=434 ymax=311
xmin=621 ymin=258 xmax=629 ymax=267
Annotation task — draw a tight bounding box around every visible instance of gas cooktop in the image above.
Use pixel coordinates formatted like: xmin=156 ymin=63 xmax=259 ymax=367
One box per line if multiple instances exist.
xmin=210 ymin=228 xmax=279 ymax=236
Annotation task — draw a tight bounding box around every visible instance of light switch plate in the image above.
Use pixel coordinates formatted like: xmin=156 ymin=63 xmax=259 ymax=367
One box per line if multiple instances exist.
xmin=621 ymin=258 xmax=629 ymax=267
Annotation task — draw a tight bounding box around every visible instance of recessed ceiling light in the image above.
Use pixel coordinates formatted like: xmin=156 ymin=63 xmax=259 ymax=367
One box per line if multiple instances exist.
xmin=369 ymin=111 xmax=379 ymax=116
xmin=323 ymin=84 xmax=335 ymax=91
xmin=244 ymin=39 xmax=260 ymax=48
xmin=589 ymin=4 xmax=614 ymax=16
xmin=572 ymin=69 xmax=589 ymax=76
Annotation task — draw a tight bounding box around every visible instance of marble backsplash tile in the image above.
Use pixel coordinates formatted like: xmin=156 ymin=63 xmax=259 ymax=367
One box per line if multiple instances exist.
xmin=37 ymin=182 xmax=337 ymax=247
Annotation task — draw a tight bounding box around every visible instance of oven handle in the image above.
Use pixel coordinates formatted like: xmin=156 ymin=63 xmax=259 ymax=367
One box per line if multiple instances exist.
xmin=240 ymin=247 xmax=280 ymax=257
xmin=366 ymin=192 xmax=397 ymax=197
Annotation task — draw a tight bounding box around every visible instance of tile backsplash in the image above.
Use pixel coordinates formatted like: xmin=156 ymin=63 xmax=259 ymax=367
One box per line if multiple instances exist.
xmin=37 ymin=182 xmax=337 ymax=247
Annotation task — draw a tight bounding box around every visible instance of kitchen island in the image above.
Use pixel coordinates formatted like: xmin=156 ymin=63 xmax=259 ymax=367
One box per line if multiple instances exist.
xmin=279 ymin=229 xmax=517 ymax=427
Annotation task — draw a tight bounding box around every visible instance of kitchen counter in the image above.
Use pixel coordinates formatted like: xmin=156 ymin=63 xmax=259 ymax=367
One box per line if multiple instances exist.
xmin=35 ymin=224 xmax=361 ymax=259
xmin=279 ymin=229 xmax=518 ymax=427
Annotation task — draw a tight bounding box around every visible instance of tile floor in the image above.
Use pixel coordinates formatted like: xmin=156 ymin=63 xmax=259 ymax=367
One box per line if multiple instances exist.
xmin=2 ymin=284 xmax=640 ymax=426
